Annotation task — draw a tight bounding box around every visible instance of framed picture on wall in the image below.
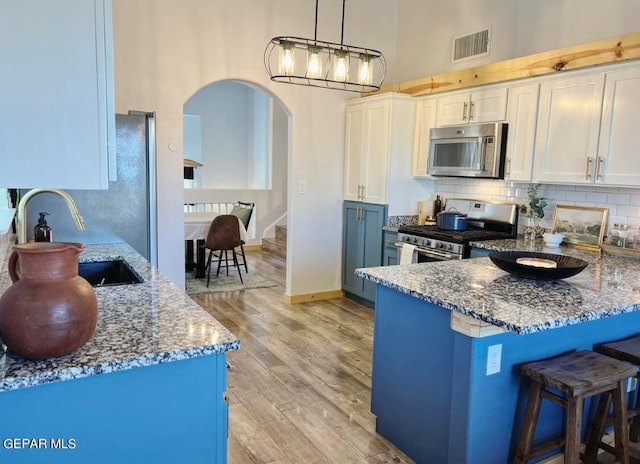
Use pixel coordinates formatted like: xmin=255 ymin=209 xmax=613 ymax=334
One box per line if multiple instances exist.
xmin=551 ymin=205 xmax=608 ymax=250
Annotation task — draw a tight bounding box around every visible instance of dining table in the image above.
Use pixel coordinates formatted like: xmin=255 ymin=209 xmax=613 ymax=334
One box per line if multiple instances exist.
xmin=184 ymin=212 xmax=248 ymax=278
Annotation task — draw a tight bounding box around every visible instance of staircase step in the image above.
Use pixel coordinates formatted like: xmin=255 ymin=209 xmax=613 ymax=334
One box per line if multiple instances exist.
xmin=275 ymin=225 xmax=287 ymax=245
xmin=262 ymin=237 xmax=286 ymax=259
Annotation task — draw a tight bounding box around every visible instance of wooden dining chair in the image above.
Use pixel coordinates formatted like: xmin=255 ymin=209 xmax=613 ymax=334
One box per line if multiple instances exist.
xmin=202 ymin=214 xmax=244 ymax=286
xmin=230 ymin=201 xmax=254 ymax=272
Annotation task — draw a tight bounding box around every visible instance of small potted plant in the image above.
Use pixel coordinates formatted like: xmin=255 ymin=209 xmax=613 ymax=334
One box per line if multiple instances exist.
xmin=519 ymin=184 xmax=548 ymax=240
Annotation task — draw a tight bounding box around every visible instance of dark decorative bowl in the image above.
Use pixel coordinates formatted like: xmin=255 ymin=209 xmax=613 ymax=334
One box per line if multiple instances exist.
xmin=488 ymin=251 xmax=588 ymax=280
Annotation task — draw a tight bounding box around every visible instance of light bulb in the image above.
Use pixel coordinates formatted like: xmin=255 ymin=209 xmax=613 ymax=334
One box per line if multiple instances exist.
xmin=278 ymin=42 xmax=295 ymax=76
xmin=306 ymin=47 xmax=323 ymax=79
xmin=333 ymin=51 xmax=349 ymax=82
xmin=357 ymin=54 xmax=373 ymax=85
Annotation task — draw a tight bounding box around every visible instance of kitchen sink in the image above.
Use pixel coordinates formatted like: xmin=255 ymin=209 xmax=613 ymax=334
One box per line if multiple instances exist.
xmin=78 ymin=259 xmax=143 ymax=287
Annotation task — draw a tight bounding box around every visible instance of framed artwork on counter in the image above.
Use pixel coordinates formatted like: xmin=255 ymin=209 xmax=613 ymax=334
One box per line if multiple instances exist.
xmin=551 ymin=205 xmax=608 ymax=251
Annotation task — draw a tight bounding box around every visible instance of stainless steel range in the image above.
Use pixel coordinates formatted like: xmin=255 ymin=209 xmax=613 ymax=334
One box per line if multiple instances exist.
xmin=397 ymin=199 xmax=518 ymax=262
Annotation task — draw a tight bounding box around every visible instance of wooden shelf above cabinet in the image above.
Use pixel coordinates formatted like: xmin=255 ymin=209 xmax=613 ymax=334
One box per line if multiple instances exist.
xmin=367 ymin=32 xmax=640 ymax=97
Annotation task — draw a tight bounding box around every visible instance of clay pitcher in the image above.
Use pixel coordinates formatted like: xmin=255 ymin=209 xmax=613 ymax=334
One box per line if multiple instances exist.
xmin=0 ymin=242 xmax=98 ymax=359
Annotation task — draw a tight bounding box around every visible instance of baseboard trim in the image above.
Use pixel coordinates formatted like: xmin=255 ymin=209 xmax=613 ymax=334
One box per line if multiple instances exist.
xmin=284 ymin=290 xmax=344 ymax=304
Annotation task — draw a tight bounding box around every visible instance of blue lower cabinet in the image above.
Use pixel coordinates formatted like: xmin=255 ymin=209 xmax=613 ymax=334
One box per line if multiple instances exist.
xmin=0 ymin=354 xmax=229 ymax=463
xmin=469 ymin=246 xmax=491 ymax=258
xmin=371 ymin=284 xmax=640 ymax=463
xmin=342 ymin=201 xmax=387 ymax=304
xmin=383 ymin=231 xmax=398 ymax=266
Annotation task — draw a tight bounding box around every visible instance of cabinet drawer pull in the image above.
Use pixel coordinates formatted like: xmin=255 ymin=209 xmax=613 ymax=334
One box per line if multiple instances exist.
xmin=361 ymin=185 xmax=366 ymax=199
xmin=585 ymin=157 xmax=594 ymax=180
xmin=505 ymin=158 xmax=512 ymax=178
xmin=469 ymin=101 xmax=475 ymax=121
xmin=462 ymin=102 xmax=468 ymax=121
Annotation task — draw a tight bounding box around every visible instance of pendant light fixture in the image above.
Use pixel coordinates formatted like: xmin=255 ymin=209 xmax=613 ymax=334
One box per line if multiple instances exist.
xmin=264 ymin=0 xmax=386 ymax=92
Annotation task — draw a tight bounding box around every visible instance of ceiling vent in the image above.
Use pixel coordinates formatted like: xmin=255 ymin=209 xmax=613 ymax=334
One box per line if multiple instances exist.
xmin=452 ymin=27 xmax=491 ymax=63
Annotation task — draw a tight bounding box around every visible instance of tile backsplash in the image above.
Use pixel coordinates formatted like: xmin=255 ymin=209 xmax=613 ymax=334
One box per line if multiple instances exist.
xmin=434 ymin=179 xmax=640 ymax=238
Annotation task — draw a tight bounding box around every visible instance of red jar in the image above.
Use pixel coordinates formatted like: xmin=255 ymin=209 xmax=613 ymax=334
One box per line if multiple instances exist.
xmin=0 ymin=242 xmax=98 ymax=359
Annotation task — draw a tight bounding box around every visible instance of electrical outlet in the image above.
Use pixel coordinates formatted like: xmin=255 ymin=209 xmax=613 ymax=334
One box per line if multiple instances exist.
xmin=486 ymin=344 xmax=502 ymax=375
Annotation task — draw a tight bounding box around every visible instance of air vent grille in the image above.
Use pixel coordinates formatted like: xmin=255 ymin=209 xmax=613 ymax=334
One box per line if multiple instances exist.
xmin=452 ymin=27 xmax=491 ymax=63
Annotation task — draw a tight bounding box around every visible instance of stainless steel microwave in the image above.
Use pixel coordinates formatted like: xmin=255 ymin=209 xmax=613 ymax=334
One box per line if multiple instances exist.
xmin=428 ymin=122 xmax=508 ymax=178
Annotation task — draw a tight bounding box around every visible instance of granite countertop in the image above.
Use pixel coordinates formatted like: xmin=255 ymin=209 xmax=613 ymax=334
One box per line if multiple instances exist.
xmin=356 ymin=238 xmax=640 ymax=335
xmin=384 ymin=215 xmax=435 ymax=233
xmin=0 ymin=242 xmax=240 ymax=392
xmin=470 ymin=236 xmax=600 ymax=257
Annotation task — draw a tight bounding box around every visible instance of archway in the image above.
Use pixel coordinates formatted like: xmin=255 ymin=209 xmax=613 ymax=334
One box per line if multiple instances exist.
xmin=182 ymin=79 xmax=290 ymax=282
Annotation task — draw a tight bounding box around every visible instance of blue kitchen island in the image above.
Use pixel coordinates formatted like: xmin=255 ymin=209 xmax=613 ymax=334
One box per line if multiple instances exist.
xmin=357 ymin=244 xmax=640 ymax=464
xmin=0 ymin=243 xmax=239 ymax=464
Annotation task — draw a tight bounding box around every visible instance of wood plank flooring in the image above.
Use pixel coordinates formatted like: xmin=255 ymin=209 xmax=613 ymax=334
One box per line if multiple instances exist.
xmin=191 ymin=249 xmax=414 ymax=464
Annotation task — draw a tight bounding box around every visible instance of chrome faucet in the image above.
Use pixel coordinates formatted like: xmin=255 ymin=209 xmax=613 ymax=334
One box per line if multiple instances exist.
xmin=15 ymin=189 xmax=85 ymax=243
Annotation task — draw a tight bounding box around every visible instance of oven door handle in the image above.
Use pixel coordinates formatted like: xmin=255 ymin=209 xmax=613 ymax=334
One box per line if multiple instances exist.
xmin=394 ymin=243 xmax=460 ymax=260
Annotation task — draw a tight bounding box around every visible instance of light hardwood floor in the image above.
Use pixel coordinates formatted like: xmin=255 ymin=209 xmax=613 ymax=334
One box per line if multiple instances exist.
xmin=191 ymin=249 xmax=414 ymax=464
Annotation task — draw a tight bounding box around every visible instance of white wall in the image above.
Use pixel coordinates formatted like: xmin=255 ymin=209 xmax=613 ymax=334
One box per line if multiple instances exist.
xmin=249 ymin=90 xmax=271 ymax=190
xmin=394 ymin=0 xmax=640 ymax=83
xmin=112 ymin=0 xmax=398 ymax=293
xmin=184 ymin=81 xmax=251 ymax=189
xmin=513 ymin=0 xmax=640 ymax=59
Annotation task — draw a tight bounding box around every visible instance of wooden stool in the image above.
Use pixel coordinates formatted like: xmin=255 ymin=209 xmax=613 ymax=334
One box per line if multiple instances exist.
xmin=514 ymin=350 xmax=636 ymax=464
xmin=583 ymin=335 xmax=640 ymax=462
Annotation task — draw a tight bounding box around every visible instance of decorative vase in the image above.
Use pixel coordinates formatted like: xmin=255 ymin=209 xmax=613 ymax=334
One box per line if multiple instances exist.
xmin=526 ymin=217 xmax=544 ymax=241
xmin=0 ymin=242 xmax=97 ymax=359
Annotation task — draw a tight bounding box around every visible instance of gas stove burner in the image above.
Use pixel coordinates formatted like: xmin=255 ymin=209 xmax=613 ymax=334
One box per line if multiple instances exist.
xmin=398 ymin=225 xmax=514 ymax=244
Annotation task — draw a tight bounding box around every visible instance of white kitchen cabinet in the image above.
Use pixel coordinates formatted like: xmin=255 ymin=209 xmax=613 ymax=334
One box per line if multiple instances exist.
xmin=411 ymin=96 xmax=438 ymax=178
xmin=596 ymin=67 xmax=640 ymax=186
xmin=344 ymin=94 xmax=415 ymax=205
xmin=503 ymin=83 xmax=539 ymax=181
xmin=436 ymin=86 xmax=507 ymax=126
xmin=0 ymin=0 xmax=115 ymax=190
xmin=533 ymin=73 xmax=605 ymax=184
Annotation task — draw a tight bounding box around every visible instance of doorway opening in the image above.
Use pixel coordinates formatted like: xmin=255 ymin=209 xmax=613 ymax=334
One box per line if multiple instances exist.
xmin=182 ymin=79 xmax=290 ymax=285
